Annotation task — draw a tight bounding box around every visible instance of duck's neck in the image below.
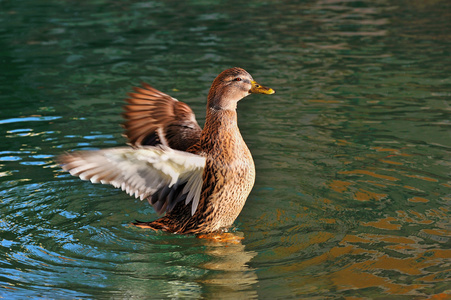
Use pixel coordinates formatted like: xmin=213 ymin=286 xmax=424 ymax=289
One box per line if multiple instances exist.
xmin=207 ymin=87 xmax=239 ymax=111
xmin=200 ymin=107 xmax=241 ymax=149
xmin=204 ymin=107 xmax=238 ymax=131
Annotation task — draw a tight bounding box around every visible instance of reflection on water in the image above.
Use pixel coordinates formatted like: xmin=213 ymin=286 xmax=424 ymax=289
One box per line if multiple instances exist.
xmin=1 ymin=180 xmax=259 ymax=298
xmin=199 ymin=241 xmax=257 ymax=298
xmin=95 ymin=233 xmax=258 ymax=299
xmin=1 ymin=0 xmax=450 ymax=298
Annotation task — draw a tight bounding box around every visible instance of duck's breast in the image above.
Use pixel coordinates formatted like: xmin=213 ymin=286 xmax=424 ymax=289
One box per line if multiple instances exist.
xmin=200 ymin=126 xmax=256 ymax=230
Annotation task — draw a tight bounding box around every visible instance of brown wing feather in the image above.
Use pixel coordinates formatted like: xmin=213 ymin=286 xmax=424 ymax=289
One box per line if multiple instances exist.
xmin=122 ymin=83 xmax=202 ymax=151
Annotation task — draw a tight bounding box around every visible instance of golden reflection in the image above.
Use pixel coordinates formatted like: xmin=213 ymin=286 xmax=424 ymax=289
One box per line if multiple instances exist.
xmin=338 ymin=170 xmax=399 ymax=182
xmin=353 ymin=189 xmax=387 ymax=201
xmin=332 ymin=234 xmax=451 ymax=294
xmin=329 ymin=180 xmax=352 ymax=193
xmin=318 ymin=133 xmax=450 ymax=296
xmin=270 ymin=232 xmax=450 ymax=296
xmin=403 ymin=185 xmax=424 ymax=192
xmin=402 ymin=173 xmax=439 ymax=182
xmin=421 ymin=229 xmax=450 ymax=238
xmin=408 ymin=196 xmax=429 ymax=203
xmin=362 ymin=217 xmax=402 ymax=230
xmin=380 ymin=159 xmax=404 ymax=165
xmin=274 ymin=231 xmax=335 ymax=258
xmin=197 ymin=238 xmax=258 ymax=299
xmin=197 ymin=232 xmax=244 ymax=244
xmin=395 ymin=210 xmax=436 ymax=225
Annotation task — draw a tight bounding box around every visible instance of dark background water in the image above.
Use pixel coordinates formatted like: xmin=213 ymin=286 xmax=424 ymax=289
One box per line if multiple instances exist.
xmin=1 ymin=0 xmax=450 ymax=298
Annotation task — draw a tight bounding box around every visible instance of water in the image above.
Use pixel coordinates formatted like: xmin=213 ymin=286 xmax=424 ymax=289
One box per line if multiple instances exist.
xmin=1 ymin=0 xmax=450 ymax=298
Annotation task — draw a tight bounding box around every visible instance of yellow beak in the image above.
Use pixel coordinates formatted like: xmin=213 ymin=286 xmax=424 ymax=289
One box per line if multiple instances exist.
xmin=250 ymin=80 xmax=275 ymax=95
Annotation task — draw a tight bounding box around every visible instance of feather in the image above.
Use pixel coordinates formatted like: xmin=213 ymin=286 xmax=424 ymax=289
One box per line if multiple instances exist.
xmin=58 ymin=146 xmax=206 ymax=215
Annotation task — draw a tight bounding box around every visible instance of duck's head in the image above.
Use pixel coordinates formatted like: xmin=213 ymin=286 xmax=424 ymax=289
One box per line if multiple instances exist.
xmin=207 ymin=67 xmax=275 ymax=111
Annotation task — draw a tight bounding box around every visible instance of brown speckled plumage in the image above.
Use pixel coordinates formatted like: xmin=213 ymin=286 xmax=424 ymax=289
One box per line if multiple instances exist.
xmin=59 ymin=67 xmax=274 ymax=234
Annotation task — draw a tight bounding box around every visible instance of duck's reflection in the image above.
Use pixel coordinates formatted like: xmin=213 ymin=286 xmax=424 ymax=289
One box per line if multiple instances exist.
xmin=196 ymin=236 xmax=258 ymax=299
xmin=110 ymin=232 xmax=258 ymax=299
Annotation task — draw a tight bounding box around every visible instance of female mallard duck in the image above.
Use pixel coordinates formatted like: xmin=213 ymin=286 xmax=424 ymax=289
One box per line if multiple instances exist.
xmin=59 ymin=67 xmax=275 ymax=235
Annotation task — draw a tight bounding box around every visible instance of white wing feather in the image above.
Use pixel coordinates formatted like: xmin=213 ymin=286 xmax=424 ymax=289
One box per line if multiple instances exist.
xmin=59 ymin=145 xmax=206 ymax=215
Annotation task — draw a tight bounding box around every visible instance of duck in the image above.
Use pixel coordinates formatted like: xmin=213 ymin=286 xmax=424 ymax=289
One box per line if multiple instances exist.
xmin=58 ymin=67 xmax=275 ymax=235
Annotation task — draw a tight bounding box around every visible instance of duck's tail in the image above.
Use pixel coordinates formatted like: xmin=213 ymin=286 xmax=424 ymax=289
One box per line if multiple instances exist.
xmin=132 ymin=219 xmax=165 ymax=231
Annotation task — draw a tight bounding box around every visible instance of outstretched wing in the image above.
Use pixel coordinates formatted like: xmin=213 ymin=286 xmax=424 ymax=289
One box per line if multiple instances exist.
xmin=58 ymin=146 xmax=206 ymax=216
xmin=123 ymin=83 xmax=202 ymax=151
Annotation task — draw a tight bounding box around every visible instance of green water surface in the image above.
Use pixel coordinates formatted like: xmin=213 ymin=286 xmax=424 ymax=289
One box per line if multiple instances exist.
xmin=0 ymin=0 xmax=450 ymax=299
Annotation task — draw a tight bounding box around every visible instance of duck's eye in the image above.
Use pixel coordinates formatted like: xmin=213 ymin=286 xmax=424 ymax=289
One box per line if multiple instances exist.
xmin=234 ymin=77 xmax=242 ymax=81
